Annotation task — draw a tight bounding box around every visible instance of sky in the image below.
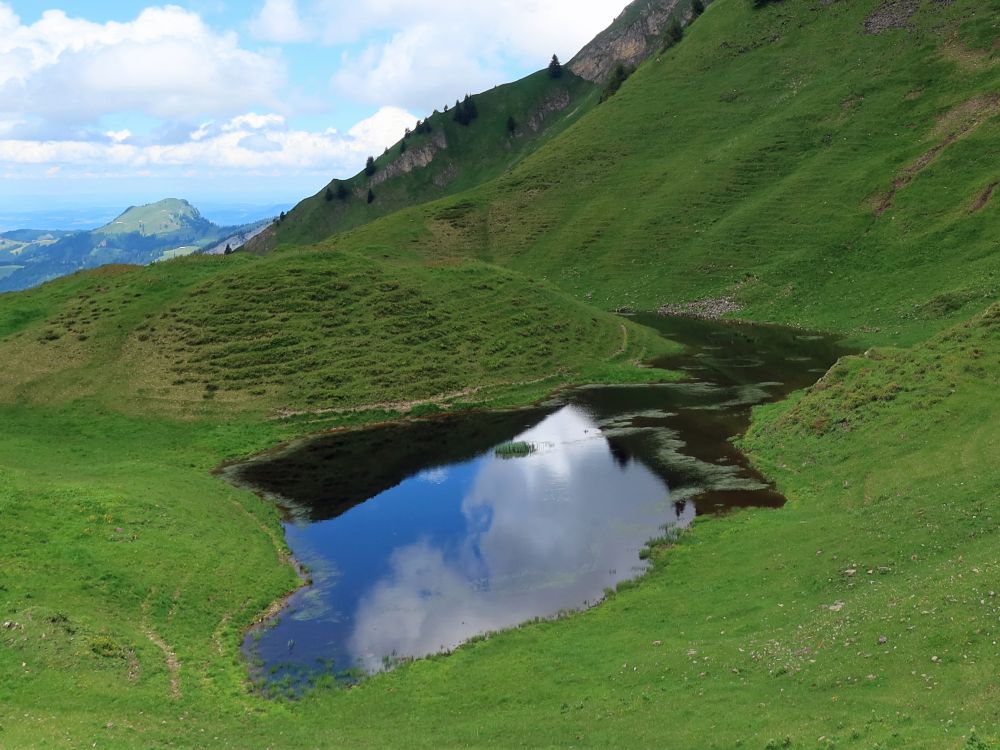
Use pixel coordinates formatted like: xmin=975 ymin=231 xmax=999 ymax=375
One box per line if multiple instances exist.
xmin=0 ymin=0 xmax=627 ymax=212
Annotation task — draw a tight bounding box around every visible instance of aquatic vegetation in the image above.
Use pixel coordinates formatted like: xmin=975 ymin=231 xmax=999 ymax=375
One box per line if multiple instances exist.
xmin=493 ymin=441 xmax=536 ymax=458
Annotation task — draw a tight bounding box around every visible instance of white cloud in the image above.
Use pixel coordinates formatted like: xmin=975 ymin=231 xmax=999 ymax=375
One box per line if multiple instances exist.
xmin=249 ymin=0 xmax=311 ymax=43
xmin=0 ymin=4 xmax=286 ymax=128
xmin=251 ymin=0 xmax=625 ymax=112
xmin=0 ymin=106 xmax=415 ymax=175
xmin=0 ymin=0 xmax=629 ymax=194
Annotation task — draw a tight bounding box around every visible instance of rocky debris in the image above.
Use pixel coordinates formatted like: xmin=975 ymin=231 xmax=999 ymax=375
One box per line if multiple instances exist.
xmin=432 ymin=163 xmax=459 ymax=189
xmin=527 ymin=89 xmax=572 ymax=133
xmin=658 ymin=296 xmax=740 ymax=320
xmin=569 ymin=0 xmax=685 ymax=83
xmin=879 ymin=635 xmax=889 ymax=645
xmin=863 ymin=0 xmax=918 ymax=35
xmin=369 ymin=131 xmax=448 ymax=189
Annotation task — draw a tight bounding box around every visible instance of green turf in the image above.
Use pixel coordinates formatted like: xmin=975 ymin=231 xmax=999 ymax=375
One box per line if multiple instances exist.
xmin=255 ymin=69 xmax=600 ymax=252
xmin=0 ymin=248 xmax=671 ymax=420
xmin=326 ymin=0 xmax=1000 ymax=345
xmin=1 ymin=0 xmax=999 ymax=747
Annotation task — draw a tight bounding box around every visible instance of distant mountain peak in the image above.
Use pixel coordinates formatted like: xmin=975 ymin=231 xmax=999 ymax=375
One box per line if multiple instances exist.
xmin=97 ymin=198 xmax=209 ymax=237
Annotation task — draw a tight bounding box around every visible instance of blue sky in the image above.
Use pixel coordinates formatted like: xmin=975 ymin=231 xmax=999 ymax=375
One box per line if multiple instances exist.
xmin=0 ymin=1 xmax=625 ymax=212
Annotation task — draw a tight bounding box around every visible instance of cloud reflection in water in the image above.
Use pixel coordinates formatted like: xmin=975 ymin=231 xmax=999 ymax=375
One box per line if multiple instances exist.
xmin=347 ymin=406 xmax=688 ymax=671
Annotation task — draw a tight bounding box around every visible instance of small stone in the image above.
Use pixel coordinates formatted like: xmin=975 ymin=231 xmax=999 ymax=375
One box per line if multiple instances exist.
xmin=844 ymin=569 xmax=857 ymax=577
xmin=931 ymin=656 xmax=940 ymax=663
xmin=828 ymin=602 xmax=845 ymax=612
xmin=652 ymin=640 xmax=662 ymax=647
xmin=878 ymin=635 xmax=888 ymax=645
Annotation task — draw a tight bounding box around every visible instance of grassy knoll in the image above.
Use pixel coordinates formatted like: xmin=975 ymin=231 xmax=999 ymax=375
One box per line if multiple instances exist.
xmin=0 ymin=248 xmax=668 ymax=420
xmin=326 ymin=0 xmax=1000 ymax=345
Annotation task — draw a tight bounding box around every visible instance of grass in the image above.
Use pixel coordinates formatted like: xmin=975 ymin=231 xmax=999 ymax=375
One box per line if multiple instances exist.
xmin=256 ymin=69 xmax=599 ymax=252
xmin=494 ymin=440 xmax=537 ymax=458
xmin=0 ymin=247 xmax=673 ymax=419
xmin=0 ymin=0 xmax=999 ymax=747
xmin=325 ymin=0 xmax=1000 ymax=346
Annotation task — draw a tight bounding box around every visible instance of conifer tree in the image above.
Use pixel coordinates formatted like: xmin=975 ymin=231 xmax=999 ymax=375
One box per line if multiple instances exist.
xmin=548 ymin=54 xmax=563 ymax=78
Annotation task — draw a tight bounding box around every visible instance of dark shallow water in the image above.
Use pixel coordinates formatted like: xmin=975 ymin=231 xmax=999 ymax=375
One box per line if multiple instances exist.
xmin=230 ymin=315 xmax=849 ymax=687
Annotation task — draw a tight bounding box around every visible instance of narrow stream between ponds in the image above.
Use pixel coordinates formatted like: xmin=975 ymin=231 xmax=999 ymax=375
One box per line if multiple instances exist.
xmin=229 ymin=315 xmax=849 ymax=690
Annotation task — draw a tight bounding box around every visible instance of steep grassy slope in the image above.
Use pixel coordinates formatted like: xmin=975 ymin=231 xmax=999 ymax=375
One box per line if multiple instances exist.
xmin=251 ymin=70 xmax=600 ymax=253
xmin=254 ymin=0 xmax=712 ymax=256
xmin=328 ymin=0 xmax=1000 ymax=344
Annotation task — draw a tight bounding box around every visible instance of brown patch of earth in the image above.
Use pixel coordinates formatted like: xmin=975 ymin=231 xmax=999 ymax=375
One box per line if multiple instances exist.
xmin=971 ymin=182 xmax=999 ymax=213
xmin=143 ymin=627 xmax=181 ymax=699
xmin=874 ymin=135 xmax=955 ymax=216
xmin=874 ymin=94 xmax=1000 ymax=216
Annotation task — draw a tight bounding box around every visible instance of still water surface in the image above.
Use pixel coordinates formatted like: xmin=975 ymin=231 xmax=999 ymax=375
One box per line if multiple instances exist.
xmin=231 ymin=315 xmax=848 ymax=684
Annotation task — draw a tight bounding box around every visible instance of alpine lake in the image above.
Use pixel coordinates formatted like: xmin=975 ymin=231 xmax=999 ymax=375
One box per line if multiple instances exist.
xmin=227 ymin=314 xmax=850 ymax=690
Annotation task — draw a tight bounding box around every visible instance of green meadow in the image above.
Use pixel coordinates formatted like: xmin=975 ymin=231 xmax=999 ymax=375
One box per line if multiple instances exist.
xmin=1 ymin=0 xmax=999 ymax=747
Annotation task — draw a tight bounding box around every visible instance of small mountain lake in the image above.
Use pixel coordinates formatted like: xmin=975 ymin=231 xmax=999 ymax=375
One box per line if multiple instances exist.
xmin=228 ymin=315 xmax=849 ymax=689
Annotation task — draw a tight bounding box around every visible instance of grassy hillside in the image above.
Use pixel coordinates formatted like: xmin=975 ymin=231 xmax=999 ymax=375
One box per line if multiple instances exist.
xmin=252 ymin=70 xmax=600 ymax=253
xmin=327 ymin=0 xmax=1000 ymax=344
xmin=0 ymin=249 xmax=668 ymax=420
xmin=1 ymin=0 xmax=999 ymax=747
xmin=96 ymin=199 xmax=213 ymax=237
xmin=1 ymin=302 xmax=995 ymax=748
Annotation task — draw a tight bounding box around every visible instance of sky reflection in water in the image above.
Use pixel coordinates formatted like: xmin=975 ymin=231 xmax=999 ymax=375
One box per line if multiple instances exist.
xmin=273 ymin=405 xmax=686 ymax=675
xmin=237 ymin=316 xmax=849 ymax=682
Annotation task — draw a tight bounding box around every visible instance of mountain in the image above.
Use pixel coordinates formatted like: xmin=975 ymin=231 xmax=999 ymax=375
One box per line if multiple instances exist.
xmin=246 ymin=0 xmax=699 ymax=255
xmin=1 ymin=0 xmax=999 ymax=747
xmin=326 ymin=0 xmax=1000 ymax=343
xmin=94 ymin=198 xmax=215 ymax=237
xmin=0 ymin=198 xmax=267 ymax=292
xmin=569 ymin=0 xmax=703 ymax=82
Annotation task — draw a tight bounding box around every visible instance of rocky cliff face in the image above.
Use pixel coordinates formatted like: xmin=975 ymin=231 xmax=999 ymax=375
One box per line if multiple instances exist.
xmin=569 ymin=0 xmax=688 ymax=83
xmin=368 ymin=131 xmax=449 ymax=189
